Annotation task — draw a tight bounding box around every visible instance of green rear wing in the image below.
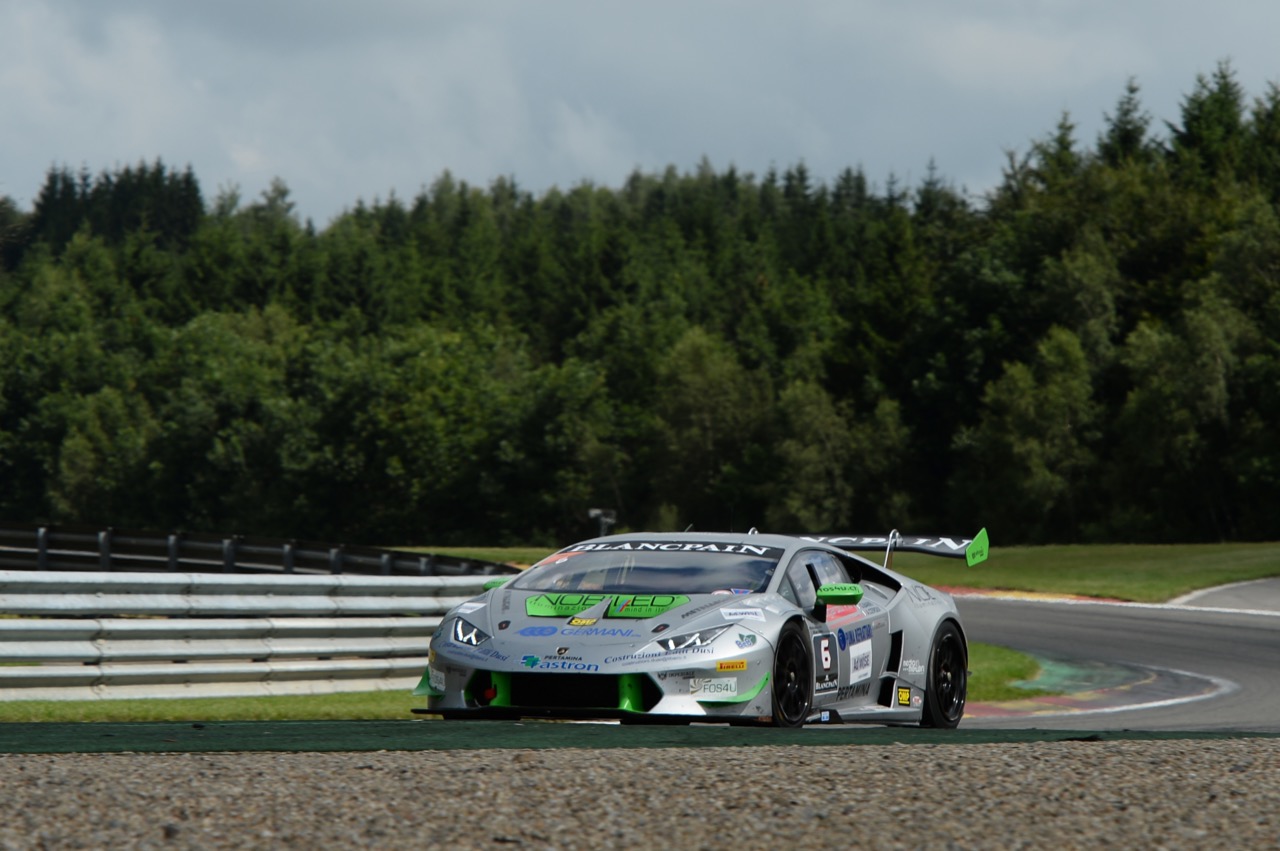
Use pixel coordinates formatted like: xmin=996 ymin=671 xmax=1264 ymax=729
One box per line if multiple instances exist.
xmin=800 ymin=528 xmax=989 ymax=568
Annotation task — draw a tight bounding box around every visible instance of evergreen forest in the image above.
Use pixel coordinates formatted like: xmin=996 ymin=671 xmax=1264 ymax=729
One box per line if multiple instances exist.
xmin=3 ymin=65 xmax=1280 ymax=547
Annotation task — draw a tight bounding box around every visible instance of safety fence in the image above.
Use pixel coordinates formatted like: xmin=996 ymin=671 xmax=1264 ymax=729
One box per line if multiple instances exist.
xmin=0 ymin=522 xmax=517 ymax=577
xmin=0 ymin=569 xmax=500 ymax=700
xmin=0 ymin=522 xmax=521 ymax=700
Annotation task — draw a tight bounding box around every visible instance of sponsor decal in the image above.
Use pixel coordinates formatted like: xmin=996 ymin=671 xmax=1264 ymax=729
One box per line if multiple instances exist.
xmin=556 ymin=647 xmax=571 ymax=656
xmin=837 ymin=682 xmax=872 ymax=700
xmin=912 ymin=694 xmax=923 ymax=707
xmin=827 ymin=604 xmax=866 ymax=623
xmin=568 ymin=616 xmax=597 ymax=627
xmin=801 ymin=535 xmax=973 ymax=554
xmin=901 ymin=659 xmax=926 ymax=675
xmin=560 ymin=542 xmax=783 ymax=556
xmin=717 ymin=660 xmax=748 ymax=672
xmin=561 ymin=626 xmax=640 ymax=638
xmin=735 ymin=633 xmax=757 ymax=649
xmin=681 ymin=600 xmax=727 ymax=620
xmin=498 ymin=620 xmax=510 ymax=630
xmin=428 ymin=667 xmax=446 ymax=691
xmin=537 ymin=660 xmax=601 ymax=672
xmin=897 ymin=687 xmax=912 ymax=707
xmin=908 ymin=586 xmax=939 ymax=606
xmin=820 ymin=711 xmax=831 ymax=722
xmin=521 ymin=655 xmax=600 ymax=672
xmin=848 ymin=639 xmax=873 ymax=684
xmin=518 ymin=626 xmax=558 ymax=637
xmin=839 ymin=624 xmax=873 ymax=651
xmin=525 ymin=593 xmax=691 ymax=619
xmin=731 ymin=588 xmax=753 ymax=595
xmin=604 ymin=647 xmax=715 ymax=666
xmin=657 ymin=669 xmax=696 ymax=681
xmin=690 ymin=677 xmax=739 ymax=697
xmin=814 ymin=634 xmax=838 ymax=693
xmin=720 ymin=607 xmax=765 ymax=623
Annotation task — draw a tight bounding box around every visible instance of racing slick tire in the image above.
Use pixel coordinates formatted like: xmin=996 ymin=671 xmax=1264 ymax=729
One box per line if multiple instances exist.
xmin=770 ymin=620 xmax=813 ymax=727
xmin=920 ymin=619 xmax=967 ymax=728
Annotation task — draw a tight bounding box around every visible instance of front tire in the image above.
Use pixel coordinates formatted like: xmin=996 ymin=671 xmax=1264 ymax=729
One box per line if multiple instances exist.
xmin=771 ymin=621 xmax=813 ymax=727
xmin=920 ymin=620 xmax=967 ymax=728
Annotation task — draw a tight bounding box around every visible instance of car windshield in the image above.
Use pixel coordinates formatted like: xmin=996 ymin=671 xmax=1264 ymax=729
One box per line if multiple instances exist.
xmin=512 ymin=543 xmax=783 ymax=595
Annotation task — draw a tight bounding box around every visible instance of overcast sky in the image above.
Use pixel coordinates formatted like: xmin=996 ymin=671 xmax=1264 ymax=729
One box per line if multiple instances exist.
xmin=4 ymin=1 xmax=1279 ymax=226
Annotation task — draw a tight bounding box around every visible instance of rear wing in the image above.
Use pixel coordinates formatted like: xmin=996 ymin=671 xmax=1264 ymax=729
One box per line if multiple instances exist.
xmin=801 ymin=528 xmax=989 ymax=569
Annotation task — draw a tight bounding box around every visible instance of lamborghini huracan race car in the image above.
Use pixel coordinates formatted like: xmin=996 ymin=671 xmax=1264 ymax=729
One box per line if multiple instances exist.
xmin=414 ymin=528 xmax=988 ymax=727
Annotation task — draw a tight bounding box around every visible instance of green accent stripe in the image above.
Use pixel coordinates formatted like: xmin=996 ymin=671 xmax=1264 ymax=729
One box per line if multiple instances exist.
xmin=412 ymin=670 xmax=443 ymax=697
xmin=618 ymin=673 xmax=645 ymax=712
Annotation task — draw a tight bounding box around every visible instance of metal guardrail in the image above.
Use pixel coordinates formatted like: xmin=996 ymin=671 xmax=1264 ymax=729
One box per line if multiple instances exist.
xmin=0 ymin=522 xmax=519 ymax=577
xmin=0 ymin=569 xmax=497 ymax=701
xmin=0 ymin=522 xmax=522 ymax=701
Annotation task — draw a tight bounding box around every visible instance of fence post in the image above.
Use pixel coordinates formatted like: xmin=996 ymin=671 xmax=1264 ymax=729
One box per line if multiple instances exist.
xmin=167 ymin=534 xmax=181 ymax=571
xmin=283 ymin=542 xmax=295 ymax=574
xmin=222 ymin=538 xmax=237 ymax=573
xmin=329 ymin=547 xmax=343 ymax=574
xmin=98 ymin=529 xmax=112 ymax=572
xmin=37 ymin=527 xmax=49 ymax=571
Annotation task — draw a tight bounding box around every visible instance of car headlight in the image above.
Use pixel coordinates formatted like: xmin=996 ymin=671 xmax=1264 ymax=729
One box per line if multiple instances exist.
xmin=651 ymin=625 xmax=730 ymax=652
xmin=451 ymin=617 xmax=490 ymax=647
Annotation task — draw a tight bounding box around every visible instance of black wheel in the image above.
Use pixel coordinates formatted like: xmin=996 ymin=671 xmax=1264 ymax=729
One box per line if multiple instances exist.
xmin=920 ymin=620 xmax=967 ymax=728
xmin=771 ymin=621 xmax=813 ymax=727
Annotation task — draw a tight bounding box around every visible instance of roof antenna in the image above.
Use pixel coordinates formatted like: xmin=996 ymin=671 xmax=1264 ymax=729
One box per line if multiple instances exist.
xmin=747 ymin=527 xmax=758 ymax=534
xmin=683 ymin=524 xmax=694 ymax=532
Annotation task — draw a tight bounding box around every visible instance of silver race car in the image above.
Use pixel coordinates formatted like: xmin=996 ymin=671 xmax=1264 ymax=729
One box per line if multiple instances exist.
xmin=414 ymin=528 xmax=988 ymax=727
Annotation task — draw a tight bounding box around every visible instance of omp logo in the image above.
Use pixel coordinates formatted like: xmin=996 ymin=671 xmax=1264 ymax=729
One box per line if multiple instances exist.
xmin=568 ymin=617 xmax=597 ymax=626
xmin=897 ymin=687 xmax=912 ymax=706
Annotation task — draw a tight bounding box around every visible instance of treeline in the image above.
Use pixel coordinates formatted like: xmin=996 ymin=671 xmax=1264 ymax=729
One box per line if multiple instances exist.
xmin=3 ymin=64 xmax=1280 ymax=546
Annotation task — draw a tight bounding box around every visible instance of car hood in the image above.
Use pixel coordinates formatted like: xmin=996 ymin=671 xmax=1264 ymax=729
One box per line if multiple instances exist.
xmin=441 ymin=587 xmax=778 ymax=653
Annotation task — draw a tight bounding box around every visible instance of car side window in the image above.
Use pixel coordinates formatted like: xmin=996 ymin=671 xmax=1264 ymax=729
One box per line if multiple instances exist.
xmin=784 ymin=560 xmax=818 ymax=610
xmin=807 ymin=551 xmax=851 ymax=586
xmin=783 ymin=549 xmax=854 ymax=611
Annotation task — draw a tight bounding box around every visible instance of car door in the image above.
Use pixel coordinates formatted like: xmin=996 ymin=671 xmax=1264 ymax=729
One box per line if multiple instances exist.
xmin=780 ymin=549 xmax=886 ymax=709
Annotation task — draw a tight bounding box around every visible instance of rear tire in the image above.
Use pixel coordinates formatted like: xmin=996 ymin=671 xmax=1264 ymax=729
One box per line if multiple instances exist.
xmin=920 ymin=620 xmax=967 ymax=728
xmin=771 ymin=621 xmax=813 ymax=727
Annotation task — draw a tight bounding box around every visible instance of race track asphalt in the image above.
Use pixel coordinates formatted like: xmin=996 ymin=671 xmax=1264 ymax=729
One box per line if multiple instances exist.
xmin=956 ymin=578 xmax=1280 ymax=732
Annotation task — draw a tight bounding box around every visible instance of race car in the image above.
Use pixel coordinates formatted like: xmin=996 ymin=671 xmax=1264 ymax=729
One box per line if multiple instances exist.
xmin=413 ymin=528 xmax=988 ymax=727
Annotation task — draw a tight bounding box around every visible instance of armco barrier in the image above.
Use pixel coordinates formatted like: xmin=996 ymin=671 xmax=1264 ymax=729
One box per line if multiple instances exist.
xmin=0 ymin=569 xmax=499 ymax=700
xmin=0 ymin=522 xmax=518 ymax=577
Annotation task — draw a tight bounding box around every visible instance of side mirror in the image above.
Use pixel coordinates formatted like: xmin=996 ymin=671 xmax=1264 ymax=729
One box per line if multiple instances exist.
xmin=815 ymin=582 xmax=864 ymax=606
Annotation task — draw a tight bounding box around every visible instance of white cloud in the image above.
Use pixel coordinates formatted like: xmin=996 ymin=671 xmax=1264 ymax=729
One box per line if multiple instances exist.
xmin=4 ymin=0 xmax=1280 ymax=222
